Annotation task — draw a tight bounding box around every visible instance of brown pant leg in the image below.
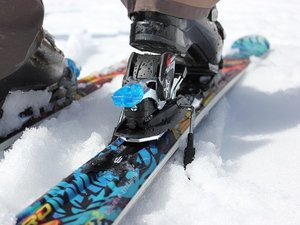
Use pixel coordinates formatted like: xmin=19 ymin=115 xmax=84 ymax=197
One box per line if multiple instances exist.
xmin=121 ymin=0 xmax=219 ymax=19
xmin=0 ymin=0 xmax=44 ymax=80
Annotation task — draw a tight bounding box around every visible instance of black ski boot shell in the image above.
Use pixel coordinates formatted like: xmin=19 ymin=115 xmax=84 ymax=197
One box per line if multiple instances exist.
xmin=129 ymin=9 xmax=225 ymax=71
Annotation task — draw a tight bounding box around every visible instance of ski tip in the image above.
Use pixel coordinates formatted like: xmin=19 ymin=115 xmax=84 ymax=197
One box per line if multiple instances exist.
xmin=231 ymin=35 xmax=270 ymax=58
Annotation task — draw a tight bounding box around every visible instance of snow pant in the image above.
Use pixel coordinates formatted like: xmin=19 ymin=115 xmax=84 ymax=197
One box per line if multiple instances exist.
xmin=0 ymin=0 xmax=44 ymax=80
xmin=121 ymin=0 xmax=219 ymax=20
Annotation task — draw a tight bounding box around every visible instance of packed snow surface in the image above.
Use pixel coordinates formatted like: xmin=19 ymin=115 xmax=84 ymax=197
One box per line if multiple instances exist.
xmin=1 ymin=0 xmax=300 ymax=224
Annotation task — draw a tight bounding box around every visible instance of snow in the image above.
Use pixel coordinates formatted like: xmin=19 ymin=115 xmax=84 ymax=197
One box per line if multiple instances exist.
xmin=0 ymin=90 xmax=52 ymax=137
xmin=1 ymin=0 xmax=300 ymax=225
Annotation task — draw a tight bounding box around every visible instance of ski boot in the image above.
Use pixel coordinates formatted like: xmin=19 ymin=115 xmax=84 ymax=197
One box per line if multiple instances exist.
xmin=0 ymin=30 xmax=80 ymax=137
xmin=112 ymin=9 xmax=225 ymax=142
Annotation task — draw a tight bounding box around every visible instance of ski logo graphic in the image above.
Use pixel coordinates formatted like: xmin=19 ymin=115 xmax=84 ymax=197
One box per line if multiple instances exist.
xmin=113 ymin=156 xmax=123 ymax=164
xmin=163 ymin=79 xmax=171 ymax=99
xmin=21 ymin=203 xmax=53 ymax=225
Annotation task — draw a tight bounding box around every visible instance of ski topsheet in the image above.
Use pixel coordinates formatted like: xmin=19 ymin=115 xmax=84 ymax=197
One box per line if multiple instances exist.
xmin=0 ymin=61 xmax=127 ymax=151
xmin=16 ymin=36 xmax=270 ymax=225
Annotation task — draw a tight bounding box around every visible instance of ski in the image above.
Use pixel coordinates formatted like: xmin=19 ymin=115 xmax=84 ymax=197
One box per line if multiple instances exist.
xmin=0 ymin=61 xmax=127 ymax=151
xmin=16 ymin=36 xmax=270 ymax=225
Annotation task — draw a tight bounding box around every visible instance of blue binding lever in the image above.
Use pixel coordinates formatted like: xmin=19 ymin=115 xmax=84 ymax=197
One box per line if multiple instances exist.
xmin=112 ymin=83 xmax=145 ymax=108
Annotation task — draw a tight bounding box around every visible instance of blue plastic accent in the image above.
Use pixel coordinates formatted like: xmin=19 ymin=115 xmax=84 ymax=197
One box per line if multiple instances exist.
xmin=231 ymin=35 xmax=270 ymax=58
xmin=112 ymin=83 xmax=144 ymax=108
xmin=66 ymin=58 xmax=81 ymax=78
